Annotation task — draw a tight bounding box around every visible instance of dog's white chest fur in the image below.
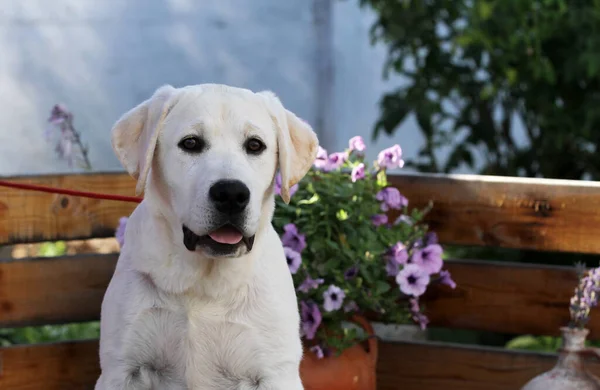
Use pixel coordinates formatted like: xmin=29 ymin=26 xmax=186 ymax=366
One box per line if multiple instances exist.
xmin=119 ymin=288 xmax=297 ymax=389
xmin=95 ymin=207 xmax=304 ymax=390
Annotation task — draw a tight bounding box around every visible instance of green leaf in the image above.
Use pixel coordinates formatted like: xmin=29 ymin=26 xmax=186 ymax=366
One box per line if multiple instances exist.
xmin=375 ymin=280 xmax=391 ymax=295
xmin=336 ymin=209 xmax=349 ymax=221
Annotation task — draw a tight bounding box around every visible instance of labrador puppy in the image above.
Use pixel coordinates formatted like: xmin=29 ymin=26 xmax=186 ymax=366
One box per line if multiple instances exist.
xmin=95 ymin=84 xmax=318 ymax=390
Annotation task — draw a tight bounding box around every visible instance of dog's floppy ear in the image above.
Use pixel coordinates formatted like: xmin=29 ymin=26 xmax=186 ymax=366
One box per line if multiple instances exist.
xmin=111 ymin=85 xmax=178 ymax=196
xmin=257 ymin=91 xmax=319 ymax=204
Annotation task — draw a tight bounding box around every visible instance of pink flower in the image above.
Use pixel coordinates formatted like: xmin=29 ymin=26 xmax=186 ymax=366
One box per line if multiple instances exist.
xmin=324 ymin=152 xmax=347 ymax=172
xmin=351 ymin=163 xmax=365 ymax=182
xmin=348 ymin=136 xmax=366 ymax=152
xmin=412 ymin=244 xmax=444 ymax=275
xmin=377 ymin=145 xmax=404 ymax=169
xmin=313 ymin=146 xmax=329 ymax=169
xmin=396 ymin=264 xmax=430 ymax=297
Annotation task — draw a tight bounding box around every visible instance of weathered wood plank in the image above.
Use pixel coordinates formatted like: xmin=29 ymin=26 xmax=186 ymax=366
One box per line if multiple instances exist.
xmin=0 ymin=255 xmax=116 ymax=328
xmin=0 ymin=340 xmax=100 ymax=390
xmin=423 ymin=259 xmax=596 ymax=338
xmin=376 ymin=341 xmax=577 ymax=390
xmin=1 ymin=254 xmax=593 ymax=339
xmin=2 ymin=172 xmax=600 ymax=253
xmin=0 ymin=172 xmax=137 ymax=245
xmin=390 ymin=173 xmax=600 ymax=254
xmin=0 ymin=340 xmax=586 ymax=390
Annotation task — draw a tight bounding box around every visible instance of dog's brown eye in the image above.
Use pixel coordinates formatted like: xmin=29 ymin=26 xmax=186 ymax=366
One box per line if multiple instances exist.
xmin=245 ymin=138 xmax=265 ymax=155
xmin=178 ymin=136 xmax=205 ymax=153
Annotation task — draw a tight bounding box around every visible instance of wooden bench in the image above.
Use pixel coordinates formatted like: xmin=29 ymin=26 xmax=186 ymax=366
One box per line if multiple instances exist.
xmin=1 ymin=171 xmax=600 ymax=389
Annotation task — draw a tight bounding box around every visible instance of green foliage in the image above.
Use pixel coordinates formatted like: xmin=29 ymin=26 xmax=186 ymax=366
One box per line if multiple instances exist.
xmin=506 ymin=334 xmax=600 ymax=352
xmin=0 ymin=322 xmax=100 ymax=346
xmin=506 ymin=334 xmax=562 ymax=352
xmin=272 ymin=142 xmax=451 ymax=353
xmin=361 ymin=0 xmax=600 ymax=179
xmin=37 ymin=241 xmax=67 ymax=257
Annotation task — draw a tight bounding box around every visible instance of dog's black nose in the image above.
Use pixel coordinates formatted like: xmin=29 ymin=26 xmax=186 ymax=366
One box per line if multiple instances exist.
xmin=209 ymin=180 xmax=250 ymax=214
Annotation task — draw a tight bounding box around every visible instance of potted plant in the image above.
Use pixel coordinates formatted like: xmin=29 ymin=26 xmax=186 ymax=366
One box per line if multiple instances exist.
xmin=271 ymin=137 xmax=456 ymax=390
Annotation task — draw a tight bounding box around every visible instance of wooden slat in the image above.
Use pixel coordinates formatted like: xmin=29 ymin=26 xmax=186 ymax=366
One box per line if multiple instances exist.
xmin=1 ymin=255 xmax=595 ymax=337
xmin=0 ymin=255 xmax=116 ymax=327
xmin=0 ymin=172 xmax=137 ymax=245
xmin=0 ymin=339 xmax=588 ymax=390
xmin=0 ymin=340 xmax=100 ymax=390
xmin=390 ymin=173 xmax=600 ymax=254
xmin=376 ymin=340 xmax=584 ymax=390
xmin=3 ymin=172 xmax=600 ymax=254
xmin=423 ymin=259 xmax=599 ymax=338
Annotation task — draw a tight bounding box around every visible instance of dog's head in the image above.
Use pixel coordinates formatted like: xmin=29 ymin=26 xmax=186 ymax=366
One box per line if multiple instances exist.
xmin=111 ymin=84 xmax=318 ymax=258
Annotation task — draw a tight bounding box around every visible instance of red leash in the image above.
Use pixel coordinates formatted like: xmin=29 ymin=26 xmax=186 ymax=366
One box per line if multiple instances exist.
xmin=0 ymin=179 xmax=143 ymax=203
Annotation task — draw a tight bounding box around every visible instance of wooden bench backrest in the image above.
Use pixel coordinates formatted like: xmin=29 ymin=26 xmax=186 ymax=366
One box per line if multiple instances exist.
xmin=1 ymin=172 xmax=600 ymax=389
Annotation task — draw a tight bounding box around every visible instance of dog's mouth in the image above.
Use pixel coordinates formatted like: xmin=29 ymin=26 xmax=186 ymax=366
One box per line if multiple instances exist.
xmin=182 ymin=225 xmax=255 ymax=254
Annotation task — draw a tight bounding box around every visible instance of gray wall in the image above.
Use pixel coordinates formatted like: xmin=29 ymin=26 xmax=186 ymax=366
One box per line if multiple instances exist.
xmin=0 ymin=0 xmax=437 ymax=176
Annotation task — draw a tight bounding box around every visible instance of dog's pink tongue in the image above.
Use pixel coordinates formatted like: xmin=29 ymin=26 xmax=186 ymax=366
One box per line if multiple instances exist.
xmin=209 ymin=226 xmax=243 ymax=244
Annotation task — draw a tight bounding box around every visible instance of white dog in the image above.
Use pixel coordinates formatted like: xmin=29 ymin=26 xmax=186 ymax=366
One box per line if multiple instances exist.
xmin=95 ymin=84 xmax=319 ymax=390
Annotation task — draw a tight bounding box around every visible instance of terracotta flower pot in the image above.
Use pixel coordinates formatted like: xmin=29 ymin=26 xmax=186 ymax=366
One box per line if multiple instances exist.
xmin=299 ymin=316 xmax=378 ymax=390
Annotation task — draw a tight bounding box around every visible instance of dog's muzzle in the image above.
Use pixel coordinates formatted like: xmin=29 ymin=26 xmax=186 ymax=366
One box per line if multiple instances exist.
xmin=182 ymin=225 xmax=255 ymax=254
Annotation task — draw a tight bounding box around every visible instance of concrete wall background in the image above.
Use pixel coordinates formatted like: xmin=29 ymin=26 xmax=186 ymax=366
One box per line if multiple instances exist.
xmin=0 ymin=0 xmax=440 ymax=176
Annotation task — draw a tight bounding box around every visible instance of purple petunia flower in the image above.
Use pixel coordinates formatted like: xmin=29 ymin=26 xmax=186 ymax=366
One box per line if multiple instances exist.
xmin=408 ymin=297 xmax=430 ymax=330
xmin=344 ymin=301 xmax=359 ymax=313
xmin=351 ymin=163 xmax=365 ymax=182
xmin=348 ymin=136 xmax=366 ymax=153
xmin=371 ymin=214 xmax=388 ymax=227
xmin=344 ymin=266 xmax=359 ymax=280
xmin=396 ymin=264 xmax=431 ymax=297
xmin=412 ymin=244 xmax=444 ymax=275
xmin=376 ymin=187 xmax=408 ymax=212
xmin=313 ymin=146 xmax=329 ymax=169
xmin=274 ymin=172 xmax=298 ymax=199
xmin=385 ymin=242 xmax=409 ymax=276
xmin=115 ymin=217 xmax=128 ymax=248
xmin=300 ymin=301 xmax=322 ymax=340
xmin=297 ymin=276 xmax=324 ymax=293
xmin=377 ymin=144 xmax=404 ymax=170
xmin=284 ymin=247 xmax=302 ymax=274
xmin=413 ymin=312 xmax=430 ymax=330
xmin=323 ymin=285 xmax=346 ymax=312
xmin=439 ymin=270 xmax=457 ymax=289
xmin=424 ymin=232 xmax=438 ymax=246
xmin=310 ymin=345 xmax=325 ymax=359
xmin=386 ymin=259 xmax=400 ymax=277
xmin=324 ymin=152 xmax=347 ymax=172
xmin=281 ymin=223 xmax=307 ymax=253
xmin=387 ymin=242 xmax=409 ymax=265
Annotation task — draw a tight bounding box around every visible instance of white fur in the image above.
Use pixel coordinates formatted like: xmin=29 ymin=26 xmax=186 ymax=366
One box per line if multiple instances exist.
xmin=95 ymin=84 xmax=319 ymax=390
